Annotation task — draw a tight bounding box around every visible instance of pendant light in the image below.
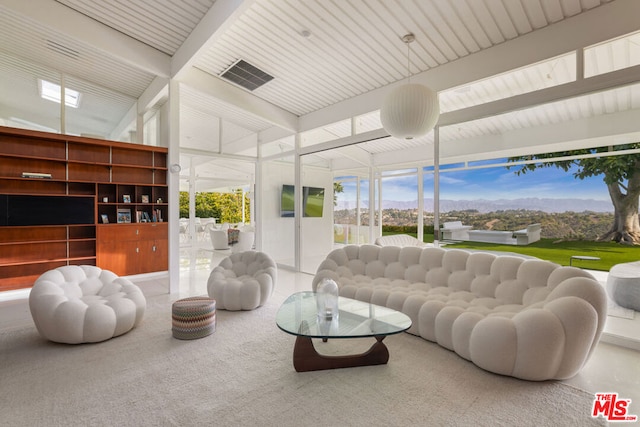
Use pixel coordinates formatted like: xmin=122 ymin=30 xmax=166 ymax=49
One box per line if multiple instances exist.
xmin=380 ymin=33 xmax=440 ymax=140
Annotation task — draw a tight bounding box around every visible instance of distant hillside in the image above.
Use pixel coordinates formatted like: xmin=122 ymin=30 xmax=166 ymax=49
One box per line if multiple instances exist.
xmin=334 ymin=207 xmax=615 ymax=240
xmin=337 ymin=197 xmax=613 ymax=213
xmin=435 ymin=210 xmax=613 ymax=240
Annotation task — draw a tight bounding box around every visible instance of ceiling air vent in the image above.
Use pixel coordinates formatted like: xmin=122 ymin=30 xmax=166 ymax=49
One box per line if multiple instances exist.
xmin=46 ymin=40 xmax=80 ymax=60
xmin=220 ymin=59 xmax=273 ymax=91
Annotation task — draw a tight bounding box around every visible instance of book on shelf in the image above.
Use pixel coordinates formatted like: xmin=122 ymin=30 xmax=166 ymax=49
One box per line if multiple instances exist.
xmin=154 ymin=208 xmax=163 ymax=222
xmin=136 ymin=211 xmax=152 ymax=223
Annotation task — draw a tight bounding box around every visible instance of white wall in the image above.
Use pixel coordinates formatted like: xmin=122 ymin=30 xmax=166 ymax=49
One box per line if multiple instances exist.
xmin=301 ymin=165 xmax=334 ymax=274
xmin=260 ymin=159 xmax=334 ymax=273
xmin=261 ymin=159 xmax=295 ymax=267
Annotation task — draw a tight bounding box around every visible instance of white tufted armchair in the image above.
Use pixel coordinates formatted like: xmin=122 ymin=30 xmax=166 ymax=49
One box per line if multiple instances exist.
xmin=29 ymin=265 xmax=146 ymax=344
xmin=207 ymin=251 xmax=277 ymax=311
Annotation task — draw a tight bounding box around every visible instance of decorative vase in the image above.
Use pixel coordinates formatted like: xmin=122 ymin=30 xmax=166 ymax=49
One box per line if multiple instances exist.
xmin=316 ymin=278 xmax=339 ymax=321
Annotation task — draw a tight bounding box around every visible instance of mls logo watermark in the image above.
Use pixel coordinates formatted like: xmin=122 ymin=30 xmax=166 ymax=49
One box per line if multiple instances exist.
xmin=592 ymin=392 xmax=638 ymax=422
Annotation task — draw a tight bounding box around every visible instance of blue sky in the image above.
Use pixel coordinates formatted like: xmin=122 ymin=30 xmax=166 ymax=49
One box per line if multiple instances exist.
xmin=338 ymin=163 xmax=611 ymax=203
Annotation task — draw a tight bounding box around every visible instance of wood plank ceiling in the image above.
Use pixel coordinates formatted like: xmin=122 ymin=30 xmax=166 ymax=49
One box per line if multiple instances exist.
xmin=193 ymin=0 xmax=615 ymax=116
xmin=1 ymin=0 xmax=639 ymax=180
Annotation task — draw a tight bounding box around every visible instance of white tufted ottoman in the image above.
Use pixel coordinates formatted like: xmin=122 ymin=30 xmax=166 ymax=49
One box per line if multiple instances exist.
xmin=29 ymin=265 xmax=146 ymax=344
xmin=207 ymin=251 xmax=277 ymax=311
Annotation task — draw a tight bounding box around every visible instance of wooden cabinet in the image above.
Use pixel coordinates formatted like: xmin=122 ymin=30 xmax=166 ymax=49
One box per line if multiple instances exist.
xmin=97 ymin=223 xmax=168 ymax=276
xmin=0 ymin=126 xmax=169 ymax=291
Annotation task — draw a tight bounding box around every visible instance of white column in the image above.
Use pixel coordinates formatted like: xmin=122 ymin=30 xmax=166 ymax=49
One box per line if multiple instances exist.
xmin=417 ymin=167 xmax=424 ymax=242
xmin=294 ymin=133 xmax=301 ymax=271
xmin=60 ymin=74 xmax=66 ymax=134
xmin=356 ymin=178 xmax=361 ymax=244
xmin=369 ymin=167 xmax=375 ymax=244
xmin=377 ymin=172 xmax=383 ymax=238
xmin=188 ymin=158 xmax=196 ymax=241
xmin=433 ymin=126 xmax=440 ymax=247
xmin=167 ymin=79 xmax=181 ymax=293
xmin=136 ymin=111 xmax=144 ymax=144
xmin=255 ymin=138 xmax=262 ymax=251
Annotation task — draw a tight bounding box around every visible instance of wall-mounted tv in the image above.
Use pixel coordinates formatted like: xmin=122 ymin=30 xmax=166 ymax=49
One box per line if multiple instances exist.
xmin=280 ymin=185 xmax=325 ymax=217
xmin=280 ymin=184 xmax=295 ymax=217
xmin=303 ymin=186 xmax=325 ymax=217
xmin=0 ymin=195 xmax=95 ymax=226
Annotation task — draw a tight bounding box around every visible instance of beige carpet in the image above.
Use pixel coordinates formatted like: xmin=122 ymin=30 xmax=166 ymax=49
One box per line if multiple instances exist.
xmin=0 ymin=296 xmax=606 ymax=427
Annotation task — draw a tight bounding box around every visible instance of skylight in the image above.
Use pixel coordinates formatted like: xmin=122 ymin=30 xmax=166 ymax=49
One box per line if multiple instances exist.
xmin=38 ymin=79 xmax=81 ymax=108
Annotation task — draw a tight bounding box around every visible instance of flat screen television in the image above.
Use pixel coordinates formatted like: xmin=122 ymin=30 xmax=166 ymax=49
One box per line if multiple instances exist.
xmin=280 ymin=185 xmax=325 ymax=217
xmin=0 ymin=195 xmax=95 ymax=226
xmin=280 ymin=184 xmax=295 ymax=217
xmin=303 ymin=186 xmax=324 ymax=217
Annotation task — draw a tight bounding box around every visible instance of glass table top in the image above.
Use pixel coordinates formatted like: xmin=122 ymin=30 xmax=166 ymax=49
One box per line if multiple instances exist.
xmin=276 ymin=291 xmax=412 ymax=339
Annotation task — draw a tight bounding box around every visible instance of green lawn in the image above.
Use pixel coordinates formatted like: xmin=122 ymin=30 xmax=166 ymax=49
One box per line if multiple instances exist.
xmin=383 ymin=232 xmax=640 ymax=271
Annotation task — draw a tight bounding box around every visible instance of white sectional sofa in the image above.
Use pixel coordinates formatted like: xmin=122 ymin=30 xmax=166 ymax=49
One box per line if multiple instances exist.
xmin=467 ymin=229 xmax=516 ymax=244
xmin=440 ymin=221 xmax=472 ymax=240
xmin=513 ymin=223 xmax=542 ymax=245
xmin=313 ymin=245 xmax=607 ymax=381
xmin=375 ymin=234 xmax=428 ymax=247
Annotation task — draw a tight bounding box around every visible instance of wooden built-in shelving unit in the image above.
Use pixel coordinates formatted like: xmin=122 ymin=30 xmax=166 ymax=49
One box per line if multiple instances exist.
xmin=0 ymin=126 xmax=169 ymax=291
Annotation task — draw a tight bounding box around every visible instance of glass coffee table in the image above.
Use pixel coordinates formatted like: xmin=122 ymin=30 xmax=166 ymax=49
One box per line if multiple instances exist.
xmin=276 ymin=291 xmax=412 ymax=372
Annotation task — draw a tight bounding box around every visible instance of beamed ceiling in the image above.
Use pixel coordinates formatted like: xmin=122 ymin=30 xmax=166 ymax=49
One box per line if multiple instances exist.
xmin=1 ymin=0 xmax=640 ymax=190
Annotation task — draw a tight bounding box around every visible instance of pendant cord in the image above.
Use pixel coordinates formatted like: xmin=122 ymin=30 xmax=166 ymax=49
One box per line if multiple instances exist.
xmin=407 ymin=42 xmax=411 ymax=84
xmin=402 ymin=33 xmax=414 ymax=84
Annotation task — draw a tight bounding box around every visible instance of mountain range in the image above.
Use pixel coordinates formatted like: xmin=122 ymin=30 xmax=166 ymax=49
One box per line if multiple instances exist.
xmin=336 ymin=197 xmax=613 ymax=213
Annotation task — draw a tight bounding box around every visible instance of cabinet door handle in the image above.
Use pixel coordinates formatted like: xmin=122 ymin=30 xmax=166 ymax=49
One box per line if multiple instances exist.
xmin=136 ymin=247 xmax=139 ymax=253
xmin=152 ymin=245 xmax=156 ymax=252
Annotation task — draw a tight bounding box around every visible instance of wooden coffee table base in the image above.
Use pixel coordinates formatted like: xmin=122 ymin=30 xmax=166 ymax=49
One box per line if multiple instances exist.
xmin=292 ymin=335 xmax=390 ymax=372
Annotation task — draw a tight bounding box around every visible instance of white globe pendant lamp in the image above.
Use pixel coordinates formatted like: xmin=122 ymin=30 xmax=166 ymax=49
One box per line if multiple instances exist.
xmin=381 ymin=33 xmax=440 ymax=140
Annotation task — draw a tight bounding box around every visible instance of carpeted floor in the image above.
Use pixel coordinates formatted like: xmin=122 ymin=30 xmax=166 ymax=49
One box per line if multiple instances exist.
xmin=0 ymin=295 xmax=607 ymax=427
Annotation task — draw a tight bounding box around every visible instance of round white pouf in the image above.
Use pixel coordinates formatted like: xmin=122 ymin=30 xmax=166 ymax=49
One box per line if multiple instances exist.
xmin=207 ymin=251 xmax=277 ymax=311
xmin=29 ymin=265 xmax=146 ymax=344
xmin=607 ymin=261 xmax=640 ymax=311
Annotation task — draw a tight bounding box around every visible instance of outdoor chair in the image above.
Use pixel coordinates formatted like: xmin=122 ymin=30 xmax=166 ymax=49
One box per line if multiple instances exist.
xmin=210 ymin=229 xmax=230 ymax=250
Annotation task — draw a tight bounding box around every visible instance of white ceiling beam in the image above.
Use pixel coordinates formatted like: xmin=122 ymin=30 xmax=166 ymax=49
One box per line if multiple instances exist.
xmin=108 ymin=77 xmax=169 ymax=141
xmin=257 ymin=127 xmax=295 ymax=148
xmin=439 ymin=108 xmax=640 ymax=164
xmin=171 ymin=0 xmax=253 ymax=79
xmin=222 ymin=132 xmax=257 ymax=155
xmin=137 ymin=77 xmax=169 ymax=113
xmin=108 ymin=103 xmax=137 ymax=142
xmin=330 ymin=145 xmax=372 ymax=168
xmin=0 ymin=0 xmax=170 ymax=77
xmin=366 ymin=107 xmax=640 ymax=170
xmin=298 ymin=0 xmax=640 ymax=133
xmin=179 ymin=146 xmax=257 ymax=163
xmin=178 ymin=67 xmax=298 ymax=132
xmin=298 ymin=128 xmax=389 ymax=156
xmin=439 ymin=65 xmax=640 ymax=127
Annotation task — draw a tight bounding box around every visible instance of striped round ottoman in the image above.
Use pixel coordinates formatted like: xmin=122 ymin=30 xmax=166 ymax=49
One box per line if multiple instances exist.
xmin=172 ymin=297 xmax=216 ymax=340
